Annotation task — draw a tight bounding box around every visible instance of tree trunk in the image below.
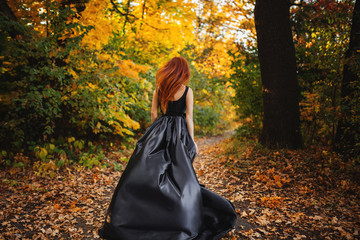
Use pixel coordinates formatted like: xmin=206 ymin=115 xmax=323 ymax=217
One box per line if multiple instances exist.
xmin=254 ymin=0 xmax=302 ymax=149
xmin=335 ymin=0 xmax=360 ymax=159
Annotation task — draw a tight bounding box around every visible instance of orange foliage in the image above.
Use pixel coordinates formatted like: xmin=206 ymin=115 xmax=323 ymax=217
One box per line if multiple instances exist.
xmin=300 ymin=92 xmax=321 ymax=122
xmin=253 ymin=168 xmax=291 ymax=188
xmin=260 ymin=196 xmax=285 ymax=208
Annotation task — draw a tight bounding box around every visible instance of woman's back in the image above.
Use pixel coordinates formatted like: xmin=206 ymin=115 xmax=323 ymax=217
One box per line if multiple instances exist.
xmin=161 ymin=85 xmax=189 ymax=116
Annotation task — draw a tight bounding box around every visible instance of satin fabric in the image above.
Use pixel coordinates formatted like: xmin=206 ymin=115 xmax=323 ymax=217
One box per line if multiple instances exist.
xmin=99 ymin=115 xmax=236 ymax=240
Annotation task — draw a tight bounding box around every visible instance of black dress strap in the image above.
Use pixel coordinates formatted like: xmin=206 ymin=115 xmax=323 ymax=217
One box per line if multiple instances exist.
xmin=183 ymin=86 xmax=189 ymax=98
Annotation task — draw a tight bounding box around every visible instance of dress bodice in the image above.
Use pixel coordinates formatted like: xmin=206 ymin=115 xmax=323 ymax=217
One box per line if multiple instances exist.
xmin=160 ymin=86 xmax=189 ymax=116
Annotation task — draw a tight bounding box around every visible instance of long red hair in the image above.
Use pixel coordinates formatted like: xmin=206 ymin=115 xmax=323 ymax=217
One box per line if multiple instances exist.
xmin=156 ymin=56 xmax=190 ymax=113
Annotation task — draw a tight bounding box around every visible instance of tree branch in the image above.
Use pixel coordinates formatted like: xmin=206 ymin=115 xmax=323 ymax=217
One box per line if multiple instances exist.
xmin=110 ymin=0 xmax=169 ymax=31
xmin=110 ymin=0 xmax=137 ymax=20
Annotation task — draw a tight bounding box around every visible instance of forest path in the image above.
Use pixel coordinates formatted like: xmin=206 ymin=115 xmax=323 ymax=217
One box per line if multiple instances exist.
xmin=1 ymin=132 xmax=359 ymax=239
xmin=0 ymin=133 xmax=239 ymax=240
xmin=193 ymin=131 xmax=254 ymax=240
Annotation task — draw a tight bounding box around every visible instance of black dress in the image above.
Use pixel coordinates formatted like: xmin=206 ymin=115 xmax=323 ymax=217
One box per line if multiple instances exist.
xmin=99 ymin=86 xmax=236 ymax=240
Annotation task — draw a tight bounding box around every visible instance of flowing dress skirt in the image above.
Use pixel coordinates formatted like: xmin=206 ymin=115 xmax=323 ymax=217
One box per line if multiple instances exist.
xmin=99 ymin=115 xmax=236 ymax=240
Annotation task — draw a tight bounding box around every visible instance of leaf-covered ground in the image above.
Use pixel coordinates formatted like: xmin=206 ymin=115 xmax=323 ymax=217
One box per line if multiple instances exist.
xmin=195 ymin=135 xmax=360 ymax=240
xmin=1 ymin=133 xmax=359 ymax=239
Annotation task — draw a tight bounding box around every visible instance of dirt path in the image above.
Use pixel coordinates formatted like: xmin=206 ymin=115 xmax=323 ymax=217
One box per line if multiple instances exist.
xmin=196 ymin=130 xmax=234 ymax=148
xmin=193 ymin=132 xmax=250 ymax=240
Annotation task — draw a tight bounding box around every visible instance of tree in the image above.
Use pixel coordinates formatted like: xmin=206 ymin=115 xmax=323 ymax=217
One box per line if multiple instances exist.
xmin=254 ymin=0 xmax=302 ymax=149
xmin=335 ymin=0 xmax=360 ymax=159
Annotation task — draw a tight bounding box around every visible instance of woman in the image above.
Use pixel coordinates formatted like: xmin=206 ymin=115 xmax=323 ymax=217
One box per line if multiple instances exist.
xmin=99 ymin=57 xmax=236 ymax=240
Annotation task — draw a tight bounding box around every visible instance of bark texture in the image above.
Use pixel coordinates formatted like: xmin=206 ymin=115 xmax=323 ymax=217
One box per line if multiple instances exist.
xmin=255 ymin=0 xmax=302 ymax=149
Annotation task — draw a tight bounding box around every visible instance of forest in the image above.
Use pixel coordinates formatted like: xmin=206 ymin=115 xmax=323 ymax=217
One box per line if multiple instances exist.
xmin=0 ymin=0 xmax=359 ymax=239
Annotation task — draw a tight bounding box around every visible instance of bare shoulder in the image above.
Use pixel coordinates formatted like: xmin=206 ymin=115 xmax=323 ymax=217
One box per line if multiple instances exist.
xmin=186 ymin=86 xmax=193 ymax=97
xmin=186 ymin=86 xmax=193 ymax=106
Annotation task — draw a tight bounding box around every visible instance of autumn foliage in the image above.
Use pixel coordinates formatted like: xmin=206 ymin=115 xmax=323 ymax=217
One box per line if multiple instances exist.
xmin=0 ymin=0 xmax=237 ymax=163
xmin=0 ymin=0 xmax=359 ymax=239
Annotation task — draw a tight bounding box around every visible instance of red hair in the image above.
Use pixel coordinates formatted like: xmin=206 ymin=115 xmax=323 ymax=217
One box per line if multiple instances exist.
xmin=156 ymin=56 xmax=190 ymax=113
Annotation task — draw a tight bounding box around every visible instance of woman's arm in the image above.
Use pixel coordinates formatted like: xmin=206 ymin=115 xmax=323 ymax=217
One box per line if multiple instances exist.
xmin=185 ymin=87 xmax=199 ymax=154
xmin=151 ymin=89 xmax=158 ymax=123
